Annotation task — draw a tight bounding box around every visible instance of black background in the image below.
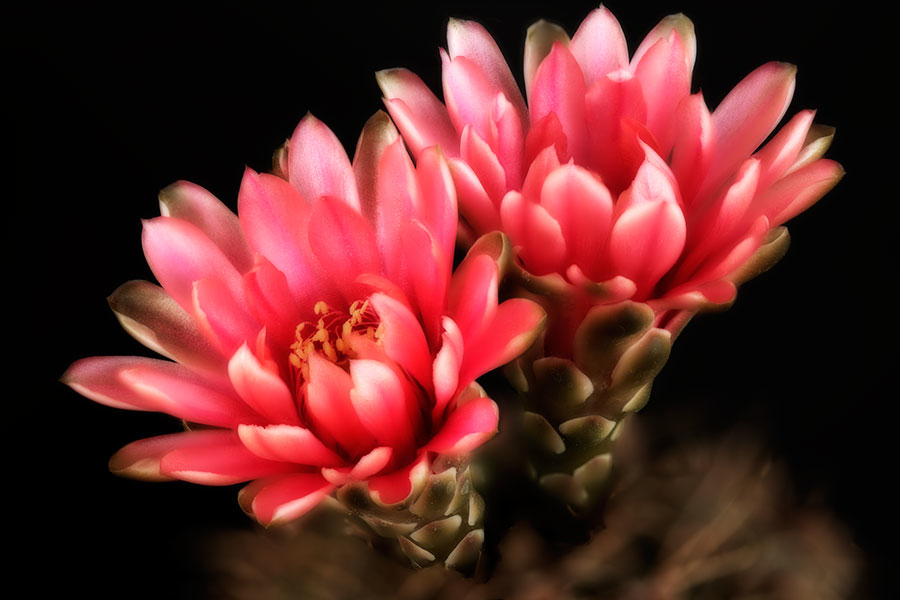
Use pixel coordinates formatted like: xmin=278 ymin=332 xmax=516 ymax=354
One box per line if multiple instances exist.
xmin=11 ymin=1 xmax=898 ymax=597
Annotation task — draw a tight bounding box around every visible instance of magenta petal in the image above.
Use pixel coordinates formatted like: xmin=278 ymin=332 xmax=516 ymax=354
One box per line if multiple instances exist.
xmin=228 ymin=344 xmax=300 ymax=425
xmin=158 ymin=429 xmax=295 ymax=486
xmin=530 ymin=43 xmax=588 ymax=163
xmin=426 ymin=395 xmax=499 ymax=455
xmin=376 ymin=68 xmax=459 ymax=158
xmin=289 ymin=113 xmax=361 ymax=212
xmin=237 ymin=424 xmax=343 ymax=467
xmin=500 ymin=191 xmax=566 ymax=276
xmin=540 ymin=164 xmax=614 ymax=279
xmin=142 ymin=217 xmax=244 ymax=313
xmin=369 ymin=292 xmax=433 ymax=390
xmin=447 ymin=18 xmax=527 ymax=131
xmin=305 ymin=354 xmax=377 ymax=458
xmin=158 ymin=180 xmax=253 ymax=273
xmin=246 ymin=473 xmax=333 ymax=526
xmin=367 ymin=454 xmax=430 ymax=505
xmin=570 ymin=6 xmax=628 ymax=88
xmin=349 ymin=359 xmax=416 ymax=453
xmin=107 ymin=280 xmax=223 ymax=373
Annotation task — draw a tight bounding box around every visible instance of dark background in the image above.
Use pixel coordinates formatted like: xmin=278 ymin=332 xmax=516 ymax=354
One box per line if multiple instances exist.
xmin=11 ymin=1 xmax=897 ymax=597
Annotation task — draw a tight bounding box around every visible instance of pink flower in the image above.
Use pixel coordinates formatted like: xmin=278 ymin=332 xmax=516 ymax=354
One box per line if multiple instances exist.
xmin=378 ymin=8 xmax=842 ymax=353
xmin=63 ymin=112 xmax=544 ymax=526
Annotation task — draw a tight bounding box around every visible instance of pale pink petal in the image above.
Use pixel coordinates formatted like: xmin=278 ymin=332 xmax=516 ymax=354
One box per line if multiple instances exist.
xmin=447 ymin=18 xmax=527 ymax=130
xmin=307 ymin=196 xmax=381 ymax=303
xmin=426 ymin=396 xmax=498 ymax=455
xmin=460 ymin=125 xmax=507 ymax=207
xmin=448 ymin=158 xmax=502 ymax=234
xmin=289 ymin=113 xmax=360 ymax=212
xmin=158 ymin=180 xmax=253 ymax=273
xmin=245 ymin=473 xmax=334 ymax=526
xmin=228 ymin=344 xmax=300 ymax=425
xmin=142 ymin=217 xmax=244 ymax=313
xmin=107 ymin=280 xmax=223 ymax=373
xmin=458 ymin=298 xmax=546 ymax=386
xmin=631 ymin=32 xmax=691 ymax=156
xmin=570 ymin=6 xmax=628 ymax=88
xmin=350 ymin=359 xmax=417 ymax=454
xmin=788 ymin=124 xmax=835 ymax=174
xmin=753 ymin=110 xmax=816 ymax=190
xmin=367 ymin=454 xmax=430 ymax=505
xmin=754 ymin=158 xmax=844 ymax=226
xmin=237 ymin=424 xmax=343 ymax=467
xmin=369 ymin=292 xmax=433 ymax=389
xmin=702 ymin=62 xmax=797 ymax=198
xmin=191 ymin=278 xmax=259 ymax=355
xmin=305 ymin=354 xmax=377 ymax=458
xmin=631 ymin=13 xmax=697 ymax=71
xmin=415 ymin=146 xmax=458 ymax=262
xmin=442 ymin=51 xmax=497 ymax=143
xmin=158 ymin=429 xmax=296 ymax=485
xmin=524 ymin=19 xmax=570 ymax=107
xmin=349 ymin=446 xmax=395 ymax=480
xmin=108 ymin=431 xmax=227 ymax=481
xmin=370 ymin=137 xmax=418 ymax=289
xmin=540 ymin=164 xmax=614 ymax=279
xmin=376 ymin=68 xmax=459 ymax=157
xmin=352 ymin=110 xmax=402 ymax=226
xmin=500 ymin=191 xmax=566 ymax=276
xmin=432 ymin=317 xmax=464 ymax=424
xmin=530 ymin=43 xmax=588 ymax=163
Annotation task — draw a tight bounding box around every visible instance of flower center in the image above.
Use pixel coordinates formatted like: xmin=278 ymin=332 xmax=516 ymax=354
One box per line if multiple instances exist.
xmin=288 ymin=300 xmax=384 ymax=384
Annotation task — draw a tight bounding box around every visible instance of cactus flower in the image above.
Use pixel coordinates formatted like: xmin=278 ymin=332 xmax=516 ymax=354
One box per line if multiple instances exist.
xmin=63 ymin=112 xmax=544 ymax=528
xmin=377 ymin=7 xmax=842 ymax=353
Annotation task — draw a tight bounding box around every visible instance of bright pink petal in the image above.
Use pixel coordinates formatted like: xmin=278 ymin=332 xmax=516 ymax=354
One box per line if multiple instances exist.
xmin=442 ymin=51 xmax=497 ymax=143
xmin=237 ymin=424 xmax=343 ymax=467
xmin=569 ymin=6 xmax=628 ymax=88
xmin=107 ymin=280 xmax=223 ymax=373
xmin=158 ymin=180 xmax=253 ymax=273
xmin=289 ymin=113 xmax=360 ymax=212
xmin=415 ymin=146 xmax=458 ymax=262
xmin=401 ymin=220 xmax=449 ymax=346
xmin=142 ymin=217 xmax=244 ymax=313
xmin=753 ymin=109 xmax=816 ymax=190
xmin=524 ymin=112 xmax=567 ymax=168
xmin=369 ymin=292 xmax=433 ymax=390
xmin=489 ymin=92 xmax=526 ymax=190
xmin=754 ymin=158 xmax=845 ymax=226
xmin=447 ymin=18 xmax=527 ymax=131
xmin=376 ymin=68 xmax=459 ymax=157
xmin=540 ymin=164 xmax=614 ymax=280
xmin=432 ymin=317 xmax=464 ymax=424
xmin=670 ymin=93 xmax=713 ymax=206
xmin=242 ymin=258 xmax=302 ymax=351
xmin=460 ymin=125 xmax=507 ymax=207
xmin=245 ymin=473 xmax=334 ymax=526
xmin=426 ymin=395 xmax=499 ymax=455
xmin=305 ymin=353 xmax=377 ymax=458
xmin=448 ymin=158 xmax=501 ymax=234
xmin=352 ymin=110 xmax=402 ymax=226
xmin=367 ymin=454 xmax=430 ymax=505
xmin=458 ymin=298 xmax=546 ymax=386
xmin=349 ymin=446 xmax=395 ymax=480
xmin=447 ymin=253 xmax=498 ymax=344
xmin=500 ymin=191 xmax=566 ymax=276
xmin=350 ymin=359 xmax=417 ymax=454
xmin=521 ymin=144 xmax=562 ymax=201
xmin=158 ymin=429 xmax=296 ymax=485
xmin=191 ymin=278 xmax=259 ymax=355
xmin=370 ymin=137 xmax=418 ymax=290
xmin=631 ymin=32 xmax=691 ymax=156
xmin=530 ymin=43 xmax=588 ymax=163
xmin=228 ymin=344 xmax=300 ymax=425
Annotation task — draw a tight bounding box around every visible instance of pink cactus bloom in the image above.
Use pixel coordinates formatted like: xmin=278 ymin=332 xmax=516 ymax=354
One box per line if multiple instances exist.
xmin=378 ymin=8 xmax=843 ymax=352
xmin=64 ymin=113 xmax=544 ymax=526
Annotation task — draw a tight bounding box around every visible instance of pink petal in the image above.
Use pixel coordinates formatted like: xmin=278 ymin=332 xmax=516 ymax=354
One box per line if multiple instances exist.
xmin=349 ymin=446 xmax=395 ymax=480
xmin=460 ymin=125 xmax=507 ymax=207
xmin=488 ymin=92 xmax=526 ymax=191
xmin=669 ymin=93 xmax=714 ymax=206
xmin=521 ymin=144 xmax=562 ymax=201
xmin=158 ymin=429 xmax=296 ymax=485
xmin=524 ymin=112 xmax=567 ymax=169
xmin=228 ymin=343 xmax=300 ymax=425
xmin=524 ymin=20 xmax=570 ymax=100
xmin=692 ymin=216 xmax=770 ymax=284
xmin=142 ymin=217 xmax=244 ymax=313
xmin=289 ymin=113 xmax=360 ymax=212
xmin=305 ymin=353 xmax=377 ymax=458
xmin=426 ymin=395 xmax=499 ymax=455
xmin=448 ymin=158 xmax=501 ymax=234
xmin=244 ymin=473 xmax=334 ymax=526
xmin=191 ymin=278 xmax=259 ymax=355
xmin=158 ymin=180 xmax=253 ymax=273
xmin=569 ymin=6 xmax=628 ymax=88
xmin=432 ymin=317 xmax=464 ymax=424
xmin=367 ymin=454 xmax=430 ymax=505
xmin=540 ymin=164 xmax=614 ymax=280
xmin=352 ymin=110 xmax=402 ymax=226
xmin=349 ymin=359 xmax=417 ymax=454
xmin=307 ymin=196 xmax=381 ymax=303
xmin=237 ymin=424 xmax=343 ymax=467
xmin=754 ymin=158 xmax=844 ymax=226
xmin=500 ymin=191 xmax=566 ymax=276
xmin=401 ymin=220 xmax=449 ymax=346
xmin=753 ymin=109 xmax=816 ymax=190
xmin=702 ymin=62 xmax=797 ymax=198
xmin=447 ymin=253 xmax=498 ymax=345
xmin=242 ymin=258 xmax=302 ymax=352
xmin=369 ymin=292 xmax=433 ymax=390
xmin=631 ymin=32 xmax=691 ymax=156
xmin=108 ymin=431 xmax=228 ymax=481
xmin=458 ymin=298 xmax=546 ymax=386
xmin=447 ymin=18 xmax=527 ymax=132
xmin=631 ymin=13 xmax=697 ymax=72
xmin=442 ymin=51 xmax=497 ymax=144
xmin=370 ymin=137 xmax=418 ymax=289
xmin=107 ymin=280 xmax=223 ymax=373
xmin=376 ymin=68 xmax=459 ymax=158
xmin=415 ymin=146 xmax=458 ymax=263
xmin=530 ymin=43 xmax=588 ymax=163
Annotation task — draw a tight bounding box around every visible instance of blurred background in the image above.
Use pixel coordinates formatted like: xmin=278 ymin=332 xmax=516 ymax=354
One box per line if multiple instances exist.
xmin=10 ymin=1 xmax=897 ymax=597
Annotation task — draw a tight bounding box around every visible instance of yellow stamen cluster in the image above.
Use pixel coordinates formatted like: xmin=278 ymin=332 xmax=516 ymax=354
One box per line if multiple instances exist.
xmin=289 ymin=300 xmax=385 ymax=383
